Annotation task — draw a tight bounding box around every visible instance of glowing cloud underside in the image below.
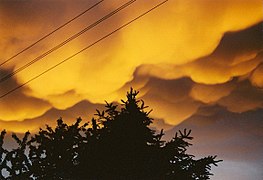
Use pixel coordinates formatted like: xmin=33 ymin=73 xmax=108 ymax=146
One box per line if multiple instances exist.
xmin=0 ymin=0 xmax=262 ymax=133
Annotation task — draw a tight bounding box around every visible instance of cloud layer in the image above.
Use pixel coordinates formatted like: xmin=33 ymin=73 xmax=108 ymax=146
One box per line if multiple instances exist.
xmin=0 ymin=0 xmax=262 ymax=132
xmin=1 ymin=2 xmax=262 ymax=179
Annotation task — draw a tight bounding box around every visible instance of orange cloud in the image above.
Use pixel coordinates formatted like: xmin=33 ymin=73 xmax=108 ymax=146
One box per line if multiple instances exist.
xmin=0 ymin=69 xmax=51 ymax=121
xmin=190 ymin=81 xmax=236 ymax=104
xmin=218 ymin=81 xmax=263 ymax=112
xmin=140 ymin=78 xmax=202 ymax=125
xmin=0 ymin=100 xmax=105 ymax=133
xmin=250 ymin=63 xmax=263 ymax=88
xmin=0 ymin=0 xmax=262 ymax=130
xmin=135 ymin=22 xmax=262 ymax=84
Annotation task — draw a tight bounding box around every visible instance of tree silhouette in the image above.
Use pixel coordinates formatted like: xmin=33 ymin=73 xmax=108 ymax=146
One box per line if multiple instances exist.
xmin=1 ymin=131 xmax=32 ymax=179
xmin=0 ymin=130 xmax=7 ymax=179
xmin=0 ymin=89 xmax=222 ymax=179
xmin=28 ymin=118 xmax=87 ymax=179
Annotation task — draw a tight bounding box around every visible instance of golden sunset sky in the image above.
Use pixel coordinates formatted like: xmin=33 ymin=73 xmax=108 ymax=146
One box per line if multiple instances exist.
xmin=0 ymin=0 xmax=262 ymax=179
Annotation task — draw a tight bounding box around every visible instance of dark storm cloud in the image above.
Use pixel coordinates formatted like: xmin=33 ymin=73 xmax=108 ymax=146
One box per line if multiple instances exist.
xmin=164 ymin=104 xmax=263 ymax=179
xmin=218 ymin=79 xmax=263 ymax=112
xmin=181 ymin=21 xmax=263 ymax=84
xmin=133 ymin=21 xmax=263 ymax=85
xmin=138 ymin=77 xmax=203 ymax=125
xmin=119 ymin=22 xmax=263 ymax=122
xmin=0 ymin=0 xmax=98 ymax=24
xmin=0 ymin=68 xmax=51 ymax=123
xmin=212 ymin=21 xmax=263 ymax=62
xmin=167 ymin=105 xmax=263 ymax=161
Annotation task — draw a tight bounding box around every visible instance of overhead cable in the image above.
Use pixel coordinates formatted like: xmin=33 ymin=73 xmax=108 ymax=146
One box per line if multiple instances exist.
xmin=0 ymin=0 xmax=168 ymax=99
xmin=0 ymin=0 xmax=104 ymax=67
xmin=0 ymin=0 xmax=136 ymax=84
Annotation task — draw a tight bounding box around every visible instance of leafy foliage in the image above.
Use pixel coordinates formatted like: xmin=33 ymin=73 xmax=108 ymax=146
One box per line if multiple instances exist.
xmin=1 ymin=131 xmax=31 ymax=179
xmin=0 ymin=89 xmax=222 ymax=179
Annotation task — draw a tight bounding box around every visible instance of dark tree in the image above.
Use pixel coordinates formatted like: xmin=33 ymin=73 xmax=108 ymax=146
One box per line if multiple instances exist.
xmin=0 ymin=130 xmax=7 ymax=179
xmin=0 ymin=89 xmax=222 ymax=179
xmin=28 ymin=118 xmax=87 ymax=180
xmin=1 ymin=131 xmax=32 ymax=179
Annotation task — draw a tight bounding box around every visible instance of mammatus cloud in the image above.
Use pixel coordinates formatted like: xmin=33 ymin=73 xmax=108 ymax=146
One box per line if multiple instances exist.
xmin=135 ymin=22 xmax=262 ymax=84
xmin=0 ymin=0 xmax=262 ymax=133
xmin=1 ymin=2 xmax=262 ymax=179
xmin=0 ymin=100 xmax=105 ymax=133
xmin=0 ymin=69 xmax=51 ymax=122
xmin=140 ymin=77 xmax=202 ymax=126
xmin=166 ymin=106 xmax=263 ymax=180
xmin=166 ymin=105 xmax=263 ymax=160
xmin=190 ymin=80 xmax=236 ymax=104
xmin=218 ymin=80 xmax=263 ymax=113
xmin=250 ymin=63 xmax=263 ymax=88
xmin=121 ymin=22 xmax=263 ymax=125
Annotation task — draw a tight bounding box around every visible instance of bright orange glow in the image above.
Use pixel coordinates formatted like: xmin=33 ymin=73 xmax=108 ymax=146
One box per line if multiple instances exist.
xmin=190 ymin=82 xmax=236 ymax=104
xmin=0 ymin=0 xmax=262 ymax=132
xmin=250 ymin=64 xmax=263 ymax=88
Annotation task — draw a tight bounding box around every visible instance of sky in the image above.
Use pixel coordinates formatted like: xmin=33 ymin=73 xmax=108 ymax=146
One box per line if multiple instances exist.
xmin=0 ymin=0 xmax=262 ymax=179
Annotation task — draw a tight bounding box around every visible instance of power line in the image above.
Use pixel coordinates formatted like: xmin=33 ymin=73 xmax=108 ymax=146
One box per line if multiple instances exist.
xmin=0 ymin=0 xmax=136 ymax=85
xmin=0 ymin=0 xmax=168 ymax=99
xmin=0 ymin=0 xmax=104 ymax=67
